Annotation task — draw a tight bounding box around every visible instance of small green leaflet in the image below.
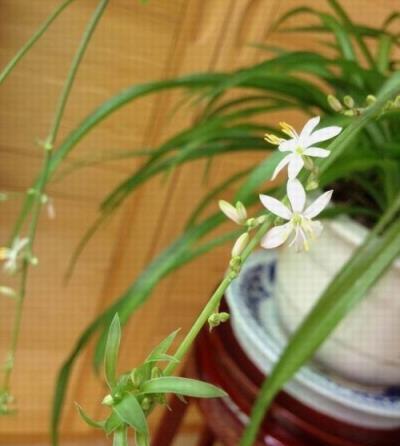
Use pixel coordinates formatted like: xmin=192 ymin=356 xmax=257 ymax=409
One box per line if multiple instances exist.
xmin=113 ymin=394 xmax=148 ymax=434
xmin=104 ymin=314 xmax=121 ymax=389
xmin=141 ymin=377 xmax=227 ymax=398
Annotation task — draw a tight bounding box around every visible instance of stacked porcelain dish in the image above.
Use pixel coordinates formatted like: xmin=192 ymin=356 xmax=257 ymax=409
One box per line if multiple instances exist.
xmin=226 ymin=250 xmax=400 ymax=431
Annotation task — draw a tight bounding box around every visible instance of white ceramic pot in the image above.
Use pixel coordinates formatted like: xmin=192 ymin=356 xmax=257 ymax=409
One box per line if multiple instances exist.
xmin=275 ymin=216 xmax=400 ymax=387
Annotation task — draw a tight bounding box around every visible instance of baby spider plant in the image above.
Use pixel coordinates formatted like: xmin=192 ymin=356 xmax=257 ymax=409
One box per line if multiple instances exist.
xmin=76 ymin=314 xmax=226 ymax=446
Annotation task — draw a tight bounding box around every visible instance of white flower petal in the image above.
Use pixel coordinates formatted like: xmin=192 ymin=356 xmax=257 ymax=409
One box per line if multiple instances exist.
xmin=287 ymin=179 xmax=306 ymax=213
xmin=287 ymin=155 xmax=304 ymax=179
xmin=259 ymin=194 xmax=292 ymax=220
xmin=298 ymin=116 xmax=320 ymax=146
xmin=289 ymin=226 xmax=308 ymax=252
xmin=278 ymin=139 xmax=296 ymax=152
xmin=306 ymin=126 xmax=342 ymax=147
xmin=271 ymin=155 xmax=291 ymax=180
xmin=309 ymin=220 xmax=323 ymax=238
xmin=304 ymin=190 xmax=333 ymax=219
xmin=261 ymin=222 xmax=292 ymax=249
xmin=303 ymin=147 xmax=331 ymax=158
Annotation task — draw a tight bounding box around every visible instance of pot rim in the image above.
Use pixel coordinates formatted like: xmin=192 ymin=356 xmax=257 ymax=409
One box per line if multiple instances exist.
xmin=328 ymin=215 xmax=400 ymax=269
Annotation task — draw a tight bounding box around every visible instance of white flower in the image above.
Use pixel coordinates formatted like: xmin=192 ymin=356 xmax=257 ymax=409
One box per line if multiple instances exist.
xmin=265 ymin=117 xmax=342 ymax=180
xmin=259 ymin=179 xmax=332 ymax=252
xmin=0 ymin=237 xmax=29 ymax=274
xmin=219 ymin=200 xmax=247 ymax=225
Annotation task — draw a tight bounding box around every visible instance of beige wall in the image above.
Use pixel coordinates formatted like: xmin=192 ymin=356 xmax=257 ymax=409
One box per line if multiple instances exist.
xmin=0 ymin=0 xmax=396 ymax=442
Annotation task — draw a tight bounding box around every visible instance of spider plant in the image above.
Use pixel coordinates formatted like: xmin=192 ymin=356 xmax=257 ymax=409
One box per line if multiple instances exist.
xmin=1 ymin=0 xmax=400 ymax=445
xmin=49 ymin=1 xmax=400 ymax=444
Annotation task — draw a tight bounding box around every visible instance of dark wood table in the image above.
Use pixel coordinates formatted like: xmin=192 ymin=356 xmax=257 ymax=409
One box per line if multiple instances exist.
xmin=153 ymin=302 xmax=400 ymax=446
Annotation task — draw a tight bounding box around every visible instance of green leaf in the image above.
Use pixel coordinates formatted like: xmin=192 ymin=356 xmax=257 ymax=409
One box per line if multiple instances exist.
xmin=146 ymin=329 xmax=180 ymax=362
xmin=113 ymin=394 xmax=148 ymax=434
xmin=145 ymin=353 xmax=179 ymax=364
xmin=104 ymin=314 xmax=121 ymax=389
xmin=236 ymin=151 xmax=283 ymax=202
xmin=141 ymin=377 xmax=227 ymax=398
xmin=75 ymin=403 xmax=105 ymax=429
xmin=377 ymin=34 xmax=392 ymax=74
xmin=185 ymin=167 xmax=253 ymax=228
xmin=104 ymin=411 xmax=124 ymax=434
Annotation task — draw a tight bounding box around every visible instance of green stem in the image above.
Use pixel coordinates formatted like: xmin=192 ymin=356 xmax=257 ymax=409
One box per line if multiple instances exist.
xmin=47 ymin=0 xmax=110 ymax=147
xmin=0 ymin=0 xmax=75 ymax=86
xmin=164 ymin=275 xmax=232 ymax=376
xmin=164 ymin=217 xmax=273 ymax=376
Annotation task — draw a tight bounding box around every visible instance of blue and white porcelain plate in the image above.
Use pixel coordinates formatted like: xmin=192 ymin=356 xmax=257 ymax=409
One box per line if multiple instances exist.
xmin=226 ymin=250 xmax=400 ymax=429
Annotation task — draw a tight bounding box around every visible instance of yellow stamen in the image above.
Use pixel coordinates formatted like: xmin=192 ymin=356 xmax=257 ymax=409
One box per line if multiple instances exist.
xmin=279 ymin=121 xmax=297 ymax=138
xmin=264 ymin=133 xmax=284 ymax=146
xmin=0 ymin=248 xmax=9 ymax=260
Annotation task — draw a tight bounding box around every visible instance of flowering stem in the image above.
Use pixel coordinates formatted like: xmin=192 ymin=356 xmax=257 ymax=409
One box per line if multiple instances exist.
xmin=2 ymin=0 xmax=110 ymax=394
xmin=0 ymin=0 xmax=75 ymax=86
xmin=3 ymin=149 xmax=52 ymax=391
xmin=164 ymin=216 xmax=273 ymax=376
xmin=9 ymin=0 xmax=110 ymax=243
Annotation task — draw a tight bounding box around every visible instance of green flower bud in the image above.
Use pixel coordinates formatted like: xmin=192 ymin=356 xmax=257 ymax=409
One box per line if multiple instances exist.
xmin=306 ymin=179 xmax=319 ymax=191
xmin=218 ymin=312 xmax=230 ymax=323
xmin=303 ymin=156 xmax=314 ymax=171
xmin=208 ymin=312 xmax=230 ymax=331
xmin=366 ymin=95 xmax=376 ymax=106
xmin=141 ymin=397 xmax=152 ymax=411
xmin=130 ymin=368 xmax=144 ymax=388
xmin=343 ymin=95 xmax=355 ymax=108
xmin=151 ymin=366 xmax=162 ymax=380
xmin=327 ymin=95 xmax=343 ymax=112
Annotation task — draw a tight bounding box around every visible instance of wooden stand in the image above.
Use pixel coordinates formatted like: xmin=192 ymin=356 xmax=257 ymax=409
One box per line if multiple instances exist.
xmin=153 ymin=302 xmax=400 ymax=446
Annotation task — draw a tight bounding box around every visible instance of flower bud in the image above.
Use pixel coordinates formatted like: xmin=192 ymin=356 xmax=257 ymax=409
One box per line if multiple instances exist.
xmin=303 ymin=156 xmax=314 ymax=171
xmin=219 ymin=200 xmax=245 ymax=225
xmin=366 ymin=95 xmax=376 ymax=106
xmin=102 ymin=394 xmax=114 ymax=406
xmin=151 ymin=366 xmax=162 ymax=380
xmin=141 ymin=397 xmax=152 ymax=411
xmin=306 ymin=179 xmax=319 ymax=191
xmin=0 ymin=286 xmax=16 ymax=298
xmin=343 ymin=95 xmax=354 ymax=108
xmin=235 ymin=201 xmax=247 ymax=223
xmin=254 ymin=215 xmax=267 ymax=226
xmin=218 ymin=312 xmax=230 ymax=323
xmin=130 ymin=368 xmax=144 ymax=388
xmin=231 ymin=233 xmax=249 ymax=257
xmin=208 ymin=312 xmax=230 ymax=331
xmin=327 ymin=95 xmax=343 ymax=112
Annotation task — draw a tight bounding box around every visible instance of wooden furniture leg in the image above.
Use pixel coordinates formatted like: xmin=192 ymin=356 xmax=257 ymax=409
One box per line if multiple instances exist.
xmin=152 ymin=392 xmax=189 ymax=446
xmin=197 ymin=425 xmax=215 ymax=446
